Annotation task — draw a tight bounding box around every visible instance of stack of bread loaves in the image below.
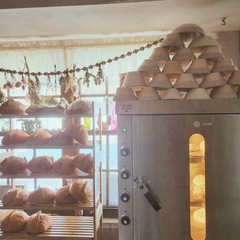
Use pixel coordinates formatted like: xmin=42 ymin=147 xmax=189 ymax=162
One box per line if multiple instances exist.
xmin=2 ymin=181 xmax=92 ymax=206
xmin=1 ymin=123 xmax=88 ymax=146
xmin=1 ymin=210 xmax=52 ymax=234
xmin=0 ymin=153 xmax=93 ymax=175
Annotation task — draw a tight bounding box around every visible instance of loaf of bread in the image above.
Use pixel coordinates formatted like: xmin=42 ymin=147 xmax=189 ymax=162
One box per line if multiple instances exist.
xmin=49 ymin=129 xmax=73 ymax=145
xmin=53 ymin=155 xmax=76 ymax=174
xmin=0 ymin=156 xmax=27 ymax=174
xmin=69 ymin=180 xmax=92 ymax=203
xmin=28 ymin=156 xmax=54 ymax=174
xmin=66 ymin=99 xmax=92 ymax=115
xmin=0 ymin=99 xmax=26 ymax=115
xmin=27 ymin=211 xmax=52 ymax=234
xmin=2 ymin=188 xmax=29 ymax=206
xmin=72 ymin=153 xmax=93 ymax=173
xmin=28 ymin=187 xmax=55 ymax=204
xmin=25 ymin=129 xmax=52 ymax=145
xmin=2 ymin=129 xmax=29 ymax=145
xmin=65 ymin=124 xmax=88 ymax=145
xmin=55 ymin=185 xmax=78 ymax=204
xmin=1 ymin=210 xmax=29 ymax=233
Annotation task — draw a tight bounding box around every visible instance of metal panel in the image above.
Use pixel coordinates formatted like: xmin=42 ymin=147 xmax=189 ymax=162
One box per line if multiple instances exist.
xmin=118 ymin=115 xmax=134 ymax=240
xmin=132 ymin=114 xmax=240 ymax=240
xmin=116 ymin=99 xmax=240 ymax=115
xmin=133 ymin=115 xmax=192 ymax=240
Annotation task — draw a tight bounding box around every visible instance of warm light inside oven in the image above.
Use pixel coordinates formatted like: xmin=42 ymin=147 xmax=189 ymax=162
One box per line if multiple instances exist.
xmin=189 ymin=134 xmax=206 ymax=240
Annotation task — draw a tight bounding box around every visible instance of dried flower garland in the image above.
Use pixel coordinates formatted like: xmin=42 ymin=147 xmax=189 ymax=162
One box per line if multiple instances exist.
xmin=0 ymin=38 xmax=163 ymax=89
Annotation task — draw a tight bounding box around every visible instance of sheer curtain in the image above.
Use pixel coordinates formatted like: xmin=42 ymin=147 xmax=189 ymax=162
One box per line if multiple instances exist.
xmin=0 ymin=35 xmax=162 ymax=86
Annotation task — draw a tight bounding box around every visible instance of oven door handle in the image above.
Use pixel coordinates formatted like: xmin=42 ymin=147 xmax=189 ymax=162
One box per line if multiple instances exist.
xmin=139 ymin=183 xmax=161 ymax=211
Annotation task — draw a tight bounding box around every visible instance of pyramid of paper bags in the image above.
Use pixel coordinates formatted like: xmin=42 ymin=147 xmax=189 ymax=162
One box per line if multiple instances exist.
xmin=113 ymin=23 xmax=240 ymax=101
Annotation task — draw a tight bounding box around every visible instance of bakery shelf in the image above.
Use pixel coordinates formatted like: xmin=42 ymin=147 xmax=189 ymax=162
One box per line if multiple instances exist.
xmin=0 ymin=140 xmax=99 ymax=150
xmin=0 ymin=216 xmax=95 ymax=239
xmin=0 ymin=169 xmax=93 ymax=179
xmin=0 ymin=199 xmax=95 ymax=211
xmin=0 ymin=113 xmax=94 ymax=119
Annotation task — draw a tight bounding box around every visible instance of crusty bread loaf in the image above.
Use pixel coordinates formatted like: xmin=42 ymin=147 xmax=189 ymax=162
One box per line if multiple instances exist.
xmin=0 ymin=156 xmax=27 ymax=174
xmin=72 ymin=153 xmax=93 ymax=173
xmin=2 ymin=188 xmax=29 ymax=206
xmin=28 ymin=187 xmax=55 ymax=204
xmin=1 ymin=210 xmax=29 ymax=233
xmin=49 ymin=129 xmax=73 ymax=145
xmin=27 ymin=211 xmax=52 ymax=234
xmin=2 ymin=129 xmax=29 ymax=145
xmin=66 ymin=99 xmax=92 ymax=115
xmin=25 ymin=129 xmax=52 ymax=145
xmin=69 ymin=180 xmax=92 ymax=203
xmin=55 ymin=185 xmax=77 ymax=204
xmin=0 ymin=99 xmax=26 ymax=115
xmin=28 ymin=156 xmax=54 ymax=174
xmin=52 ymin=155 xmax=76 ymax=174
xmin=65 ymin=124 xmax=88 ymax=145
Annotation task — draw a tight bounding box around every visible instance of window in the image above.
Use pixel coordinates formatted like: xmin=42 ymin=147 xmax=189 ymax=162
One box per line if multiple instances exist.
xmin=0 ymin=75 xmax=119 ymax=207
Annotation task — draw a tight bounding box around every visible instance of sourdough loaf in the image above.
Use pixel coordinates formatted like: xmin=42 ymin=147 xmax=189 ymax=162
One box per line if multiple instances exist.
xmin=55 ymin=185 xmax=77 ymax=204
xmin=26 ymin=211 xmax=52 ymax=234
xmin=1 ymin=210 xmax=29 ymax=233
xmin=65 ymin=124 xmax=88 ymax=145
xmin=0 ymin=156 xmax=27 ymax=174
xmin=72 ymin=153 xmax=93 ymax=173
xmin=2 ymin=188 xmax=29 ymax=206
xmin=28 ymin=156 xmax=54 ymax=174
xmin=2 ymin=129 xmax=29 ymax=145
xmin=69 ymin=180 xmax=92 ymax=203
xmin=28 ymin=187 xmax=55 ymax=204
xmin=53 ymin=155 xmax=76 ymax=174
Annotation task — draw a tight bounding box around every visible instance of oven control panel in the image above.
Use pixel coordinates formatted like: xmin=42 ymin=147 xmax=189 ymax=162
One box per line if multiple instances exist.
xmin=118 ymin=115 xmax=133 ymax=240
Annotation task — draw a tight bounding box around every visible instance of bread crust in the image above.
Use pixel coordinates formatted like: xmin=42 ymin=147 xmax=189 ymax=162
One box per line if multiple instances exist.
xmin=55 ymin=185 xmax=77 ymax=204
xmin=53 ymin=155 xmax=76 ymax=174
xmin=28 ymin=156 xmax=54 ymax=173
xmin=0 ymin=156 xmax=27 ymax=174
xmin=27 ymin=211 xmax=52 ymax=234
xmin=69 ymin=181 xmax=92 ymax=203
xmin=0 ymin=99 xmax=26 ymax=115
xmin=2 ymin=129 xmax=29 ymax=145
xmin=65 ymin=124 xmax=88 ymax=145
xmin=28 ymin=187 xmax=55 ymax=204
xmin=72 ymin=153 xmax=93 ymax=173
xmin=1 ymin=210 xmax=29 ymax=233
xmin=2 ymin=188 xmax=29 ymax=206
xmin=26 ymin=129 xmax=52 ymax=145
xmin=49 ymin=129 xmax=73 ymax=145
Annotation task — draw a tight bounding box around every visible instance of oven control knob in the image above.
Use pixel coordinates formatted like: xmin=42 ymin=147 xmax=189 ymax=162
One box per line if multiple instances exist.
xmin=120 ymin=168 xmax=130 ymax=179
xmin=119 ymin=146 xmax=130 ymax=157
xmin=121 ymin=213 xmax=131 ymax=225
xmin=120 ymin=191 xmax=131 ymax=202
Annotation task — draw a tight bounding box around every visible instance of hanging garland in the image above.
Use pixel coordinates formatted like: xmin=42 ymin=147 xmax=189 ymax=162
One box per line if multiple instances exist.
xmin=0 ymin=38 xmax=164 ymax=89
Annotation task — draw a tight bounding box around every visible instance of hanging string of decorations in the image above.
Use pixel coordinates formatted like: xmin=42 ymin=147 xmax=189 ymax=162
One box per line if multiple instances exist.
xmin=0 ymin=38 xmax=164 ymax=90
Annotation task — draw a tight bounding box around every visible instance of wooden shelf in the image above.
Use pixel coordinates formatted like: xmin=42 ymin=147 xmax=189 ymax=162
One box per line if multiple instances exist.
xmin=0 ymin=113 xmax=94 ymax=119
xmin=0 ymin=169 xmax=93 ymax=179
xmin=0 ymin=216 xmax=95 ymax=239
xmin=0 ymin=199 xmax=95 ymax=211
xmin=0 ymin=140 xmax=98 ymax=150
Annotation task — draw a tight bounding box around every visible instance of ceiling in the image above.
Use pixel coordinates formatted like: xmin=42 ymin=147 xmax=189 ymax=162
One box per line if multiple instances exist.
xmin=1 ymin=0 xmax=240 ymax=42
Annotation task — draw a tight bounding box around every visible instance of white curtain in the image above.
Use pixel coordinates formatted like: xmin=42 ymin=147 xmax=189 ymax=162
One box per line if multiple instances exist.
xmin=0 ymin=35 xmax=162 ymax=85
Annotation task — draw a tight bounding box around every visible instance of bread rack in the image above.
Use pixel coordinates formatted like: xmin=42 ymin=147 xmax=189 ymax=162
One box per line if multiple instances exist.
xmin=0 ymin=102 xmax=103 ymax=240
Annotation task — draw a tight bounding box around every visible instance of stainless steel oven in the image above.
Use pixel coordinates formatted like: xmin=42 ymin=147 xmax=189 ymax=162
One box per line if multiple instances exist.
xmin=117 ymin=99 xmax=240 ymax=240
